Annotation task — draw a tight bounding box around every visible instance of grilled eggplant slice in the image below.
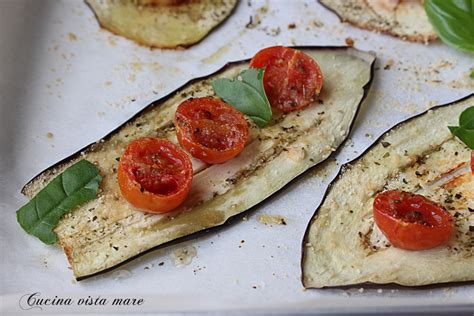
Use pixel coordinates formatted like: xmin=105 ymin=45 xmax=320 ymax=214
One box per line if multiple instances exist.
xmin=302 ymin=94 xmax=474 ymax=288
xmin=319 ymin=0 xmax=437 ymax=43
xmin=22 ymin=47 xmax=375 ymax=280
xmin=86 ymin=0 xmax=237 ymax=48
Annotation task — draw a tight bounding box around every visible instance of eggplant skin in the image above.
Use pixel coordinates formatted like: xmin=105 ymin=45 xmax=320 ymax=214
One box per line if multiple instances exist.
xmin=21 ymin=47 xmax=375 ymax=280
xmin=302 ymin=94 xmax=474 ymax=289
xmin=86 ymin=0 xmax=237 ymax=48
xmin=319 ymin=0 xmax=437 ymax=43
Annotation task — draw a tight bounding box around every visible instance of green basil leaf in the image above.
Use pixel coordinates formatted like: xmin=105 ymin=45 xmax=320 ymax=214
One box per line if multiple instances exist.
xmin=240 ymin=67 xmax=267 ymax=97
xmin=424 ymin=0 xmax=474 ymax=53
xmin=212 ymin=68 xmax=272 ymax=127
xmin=248 ymin=116 xmax=269 ymax=127
xmin=449 ymin=127 xmax=474 ymax=149
xmin=448 ymin=106 xmax=474 ymax=149
xmin=17 ymin=160 xmax=102 ymax=244
xmin=448 ymin=125 xmax=461 ymax=134
xmin=459 ymin=105 xmax=474 ymax=128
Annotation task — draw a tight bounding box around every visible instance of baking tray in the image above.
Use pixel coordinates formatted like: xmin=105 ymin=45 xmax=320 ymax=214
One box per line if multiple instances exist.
xmin=1 ymin=0 xmax=473 ymax=314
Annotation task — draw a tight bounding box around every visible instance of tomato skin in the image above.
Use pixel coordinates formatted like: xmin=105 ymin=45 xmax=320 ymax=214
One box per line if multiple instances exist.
xmin=118 ymin=137 xmax=193 ymax=213
xmin=373 ymin=190 xmax=454 ymax=250
xmin=250 ymin=46 xmax=323 ymax=113
xmin=174 ymin=97 xmax=249 ymax=164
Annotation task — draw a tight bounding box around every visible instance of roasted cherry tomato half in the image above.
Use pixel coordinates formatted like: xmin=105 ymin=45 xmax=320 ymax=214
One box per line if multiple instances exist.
xmin=373 ymin=190 xmax=454 ymax=250
xmin=174 ymin=97 xmax=249 ymax=164
xmin=250 ymin=46 xmax=323 ymax=113
xmin=118 ymin=137 xmax=193 ymax=213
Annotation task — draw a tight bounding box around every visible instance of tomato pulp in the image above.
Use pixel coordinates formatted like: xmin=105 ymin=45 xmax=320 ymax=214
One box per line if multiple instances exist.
xmin=174 ymin=97 xmax=249 ymax=164
xmin=373 ymin=190 xmax=454 ymax=250
xmin=118 ymin=137 xmax=193 ymax=213
xmin=250 ymin=46 xmax=323 ymax=112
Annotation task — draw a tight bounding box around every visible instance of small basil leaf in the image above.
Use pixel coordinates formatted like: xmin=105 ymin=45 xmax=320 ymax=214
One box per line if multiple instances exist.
xmin=240 ymin=68 xmax=268 ymax=100
xmin=448 ymin=106 xmax=474 ymax=150
xmin=241 ymin=68 xmax=272 ymax=118
xmin=459 ymin=106 xmax=474 ymax=128
xmin=212 ymin=68 xmax=272 ymax=127
xmin=240 ymin=68 xmax=262 ymax=89
xmin=17 ymin=160 xmax=102 ymax=244
xmin=248 ymin=116 xmax=269 ymax=127
xmin=448 ymin=125 xmax=461 ymax=134
xmin=450 ymin=128 xmax=474 ymax=149
xmin=424 ymin=0 xmax=474 ymax=53
xmin=212 ymin=79 xmax=267 ymax=119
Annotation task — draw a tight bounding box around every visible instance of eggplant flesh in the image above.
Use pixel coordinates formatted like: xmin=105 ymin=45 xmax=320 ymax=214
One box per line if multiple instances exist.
xmin=319 ymin=0 xmax=437 ymax=43
xmin=22 ymin=47 xmax=375 ymax=279
xmin=86 ymin=0 xmax=237 ymax=48
xmin=302 ymin=95 xmax=474 ymax=288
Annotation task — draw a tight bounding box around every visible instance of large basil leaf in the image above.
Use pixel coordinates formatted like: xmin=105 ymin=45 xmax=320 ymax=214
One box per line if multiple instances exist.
xmin=17 ymin=160 xmax=102 ymax=244
xmin=448 ymin=106 xmax=474 ymax=149
xmin=424 ymin=0 xmax=474 ymax=53
xmin=212 ymin=68 xmax=272 ymax=127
